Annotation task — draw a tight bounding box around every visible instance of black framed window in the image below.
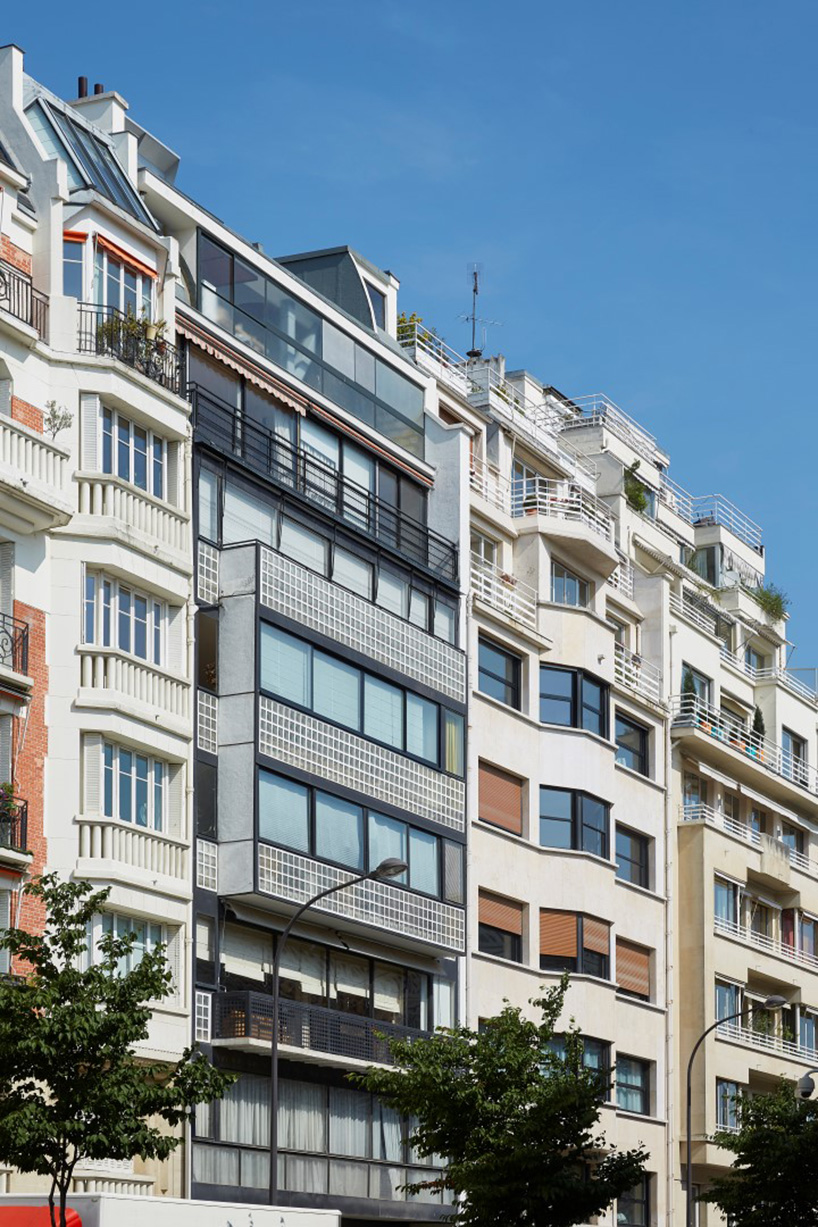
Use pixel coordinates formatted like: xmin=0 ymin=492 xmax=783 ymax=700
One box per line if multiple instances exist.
xmin=478 ymin=924 xmax=522 ymax=962
xmin=540 ymin=911 xmax=610 ymax=980
xmin=617 ymin=1056 xmax=651 ymax=1115
xmin=540 ymin=788 xmax=609 ymax=858
xmin=548 ymin=1034 xmax=611 ymax=1098
xmin=615 ymin=712 xmax=649 ymax=775
xmin=478 ymin=636 xmax=522 ymax=710
xmin=615 ymin=826 xmax=650 ymax=888
xmin=618 ymin=1175 xmax=650 ymax=1225
xmin=540 ymin=666 xmax=609 ymax=737
xmin=551 ymin=561 xmax=590 ymax=608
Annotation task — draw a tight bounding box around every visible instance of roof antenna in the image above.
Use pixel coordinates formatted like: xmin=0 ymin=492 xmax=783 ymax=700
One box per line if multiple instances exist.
xmin=460 ymin=263 xmax=502 ymax=359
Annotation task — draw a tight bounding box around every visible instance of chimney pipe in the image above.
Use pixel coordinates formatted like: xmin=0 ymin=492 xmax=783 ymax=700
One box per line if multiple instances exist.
xmin=77 ymin=76 xmax=88 ymax=99
xmin=93 ymin=82 xmax=104 ymax=95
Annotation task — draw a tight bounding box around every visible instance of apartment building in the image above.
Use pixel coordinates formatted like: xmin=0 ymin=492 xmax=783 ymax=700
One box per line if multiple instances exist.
xmin=0 ymin=45 xmax=194 ymax=1197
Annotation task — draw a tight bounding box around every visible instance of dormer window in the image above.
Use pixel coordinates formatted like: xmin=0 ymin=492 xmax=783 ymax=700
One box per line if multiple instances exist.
xmin=365 ymin=282 xmax=386 ymax=330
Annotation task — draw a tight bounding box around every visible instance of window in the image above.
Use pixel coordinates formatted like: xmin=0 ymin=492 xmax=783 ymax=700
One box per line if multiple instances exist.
xmin=716 ymin=1079 xmax=741 ymax=1131
xmin=714 ymin=877 xmax=739 ymax=927
xmin=470 ymin=532 xmax=497 ymax=568
xmin=63 ymin=237 xmax=84 ymax=299
xmin=783 ymin=728 xmax=808 ymax=784
xmin=540 ymin=666 xmax=609 ymax=737
xmin=539 ymin=788 xmax=609 ymax=858
xmin=745 ymin=645 xmax=766 ymax=673
xmin=259 ymin=623 xmax=464 ymax=774
xmin=779 ymin=821 xmax=804 ymax=854
xmin=478 ymin=891 xmax=523 ymax=962
xmin=618 ymin=1175 xmax=650 ymax=1225
xmin=616 ymin=939 xmax=651 ymax=1002
xmin=616 ymin=1056 xmax=650 ymax=1116
xmin=681 ymin=662 xmax=711 ymax=703
xmin=548 ymin=1033 xmax=611 ymax=1096
xmin=102 ymin=406 xmax=166 ymax=499
xmin=90 ymin=912 xmax=165 ymax=978
xmin=715 ymin=979 xmax=740 ymax=1021
xmin=616 ymin=826 xmax=650 ymax=889
xmin=257 ymin=768 xmax=462 ymax=902
xmin=551 ymin=562 xmax=590 ymax=608
xmin=84 ymin=571 xmax=165 ymax=665
xmin=801 ymin=1010 xmax=817 ymax=1053
xmin=478 ymin=637 xmax=521 ymax=710
xmin=539 ymin=910 xmax=610 ymax=979
xmin=103 ymin=743 xmax=166 ymax=831
xmin=366 ymin=282 xmax=386 ymax=330
xmin=479 ymin=761 xmax=523 ymax=835
xmin=615 ymin=712 xmax=648 ymax=775
xmin=683 ymin=771 xmax=708 ymax=811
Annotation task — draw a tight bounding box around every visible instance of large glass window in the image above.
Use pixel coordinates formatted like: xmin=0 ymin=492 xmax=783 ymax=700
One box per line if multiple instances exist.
xmin=540 ymin=788 xmax=609 ymax=858
xmin=84 ymin=571 xmax=165 ymax=665
xmin=615 ymin=712 xmax=649 ymax=775
xmin=98 ymin=912 xmax=164 ymax=977
xmin=618 ymin=1176 xmax=650 ymax=1225
xmin=714 ymin=877 xmax=739 ymax=927
xmin=102 ymin=407 xmax=165 ymax=498
xmin=551 ymin=562 xmax=589 ymax=608
xmin=258 ymin=772 xmax=309 ymax=852
xmin=103 ymin=743 xmax=165 ymax=832
xmin=616 ymin=1056 xmax=650 ymax=1115
xmin=539 ymin=911 xmax=610 ymax=979
xmin=478 ymin=637 xmax=521 ymax=709
xmin=315 ymin=792 xmax=364 ymax=870
xmin=540 ymin=666 xmax=608 ymax=737
xmin=616 ymin=826 xmax=650 ymax=888
xmin=716 ymin=1080 xmax=741 ymax=1131
xmin=63 ymin=238 xmax=84 ymax=299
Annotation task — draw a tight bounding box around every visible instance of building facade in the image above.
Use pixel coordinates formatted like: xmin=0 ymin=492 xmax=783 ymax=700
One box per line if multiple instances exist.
xmin=2 ymin=43 xmax=818 ymax=1227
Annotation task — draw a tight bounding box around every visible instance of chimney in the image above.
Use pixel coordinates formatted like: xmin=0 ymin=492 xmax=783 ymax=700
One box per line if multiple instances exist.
xmin=93 ymin=82 xmax=104 ymax=95
xmin=77 ymin=76 xmax=88 ymax=99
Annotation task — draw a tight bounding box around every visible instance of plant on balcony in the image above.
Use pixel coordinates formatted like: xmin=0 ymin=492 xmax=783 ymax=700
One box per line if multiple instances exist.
xmin=702 ymin=1080 xmax=818 ymax=1226
xmin=356 ymin=976 xmax=648 ymax=1227
xmin=623 ymin=460 xmax=649 ymax=513
xmin=396 ymin=311 xmax=441 ymax=355
xmin=747 ymin=582 xmax=790 ymax=623
xmin=96 ymin=310 xmax=168 ymax=372
xmin=0 ymin=782 xmax=18 ymax=849
xmin=43 ymin=400 xmax=73 ymax=440
xmin=0 ymin=874 xmax=234 ymax=1227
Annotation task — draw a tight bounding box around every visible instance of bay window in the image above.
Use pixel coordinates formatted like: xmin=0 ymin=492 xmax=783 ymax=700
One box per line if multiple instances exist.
xmin=94 ymin=245 xmax=153 ymax=318
xmin=103 ymin=743 xmax=165 ymax=831
xmin=84 ymin=571 xmax=165 ymax=665
xmin=102 ymin=407 xmax=166 ymax=499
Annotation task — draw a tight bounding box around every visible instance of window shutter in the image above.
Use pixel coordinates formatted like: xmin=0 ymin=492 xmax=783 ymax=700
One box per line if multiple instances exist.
xmin=83 ymin=733 xmax=103 ymax=815
xmin=443 ymin=840 xmax=464 ymax=904
xmin=583 ymin=917 xmax=611 ymax=956
xmin=168 ymin=762 xmax=185 ymax=840
xmin=0 ymin=379 xmax=11 ymax=418
xmin=616 ymin=938 xmax=651 ymax=998
xmin=167 ymin=605 xmax=185 ymax=674
xmin=479 ymin=762 xmax=523 ymax=835
xmin=166 ymin=440 xmax=180 ymax=508
xmin=478 ymin=890 xmax=523 ymax=935
xmin=0 ymin=541 xmax=14 ymax=620
xmin=80 ymin=393 xmax=100 ymax=471
xmin=166 ymin=926 xmax=182 ymax=1005
xmin=0 ymin=891 xmax=9 ymax=973
xmin=540 ymin=910 xmax=577 ymax=958
xmin=782 ymin=909 xmax=795 ymax=948
xmin=0 ymin=716 xmax=11 ymax=785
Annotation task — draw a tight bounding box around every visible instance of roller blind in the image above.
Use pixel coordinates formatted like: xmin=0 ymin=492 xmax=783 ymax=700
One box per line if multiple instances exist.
xmin=540 ymin=910 xmax=577 ymax=958
xmin=479 ymin=891 xmax=523 ymax=935
xmin=616 ymin=939 xmax=650 ymax=998
xmin=479 ymin=762 xmax=523 ymax=835
xmin=583 ymin=916 xmax=611 ymax=956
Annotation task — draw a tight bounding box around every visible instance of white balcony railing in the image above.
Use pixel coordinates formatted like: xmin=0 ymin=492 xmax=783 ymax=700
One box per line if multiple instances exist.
xmin=607 ymin=550 xmax=635 ymax=600
xmin=260 ymin=545 xmax=466 ymax=703
xmin=681 ymin=802 xmax=815 ymax=878
xmin=561 ymin=393 xmax=659 ymax=463
xmin=510 ymin=476 xmax=614 ymax=541
xmin=470 ymin=455 xmax=510 ymax=513
xmin=77 ymin=816 xmax=189 ymax=881
xmin=76 ymin=473 xmax=189 ymax=556
xmin=471 ymin=556 xmax=537 ymax=630
xmin=719 ymin=645 xmax=818 ymax=706
xmin=689 ymin=494 xmax=763 ymax=554
xmin=79 ymin=647 xmax=190 ymax=723
xmin=396 ymin=320 xmax=475 ymax=398
xmin=716 ymin=1019 xmax=817 ymax=1066
xmin=669 ymin=588 xmax=724 ymax=638
xmin=258 ymin=844 xmax=465 ymax=953
xmin=715 ymin=914 xmax=818 ymax=974
xmin=614 ymin=642 xmax=663 ymax=706
xmin=672 ymin=694 xmax=818 ymax=797
xmin=0 ymin=414 xmax=72 ymax=524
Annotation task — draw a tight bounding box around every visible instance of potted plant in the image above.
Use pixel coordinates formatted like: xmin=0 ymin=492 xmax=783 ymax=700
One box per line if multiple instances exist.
xmin=0 ymin=781 xmax=18 ymax=847
xmin=749 ymin=705 xmax=765 ymax=760
xmin=623 ymin=460 xmax=649 ymax=513
xmin=681 ymin=666 xmax=702 ymax=725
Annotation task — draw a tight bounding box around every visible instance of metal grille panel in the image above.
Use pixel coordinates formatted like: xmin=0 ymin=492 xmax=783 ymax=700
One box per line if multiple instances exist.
xmin=197 ymin=540 xmax=219 ymax=605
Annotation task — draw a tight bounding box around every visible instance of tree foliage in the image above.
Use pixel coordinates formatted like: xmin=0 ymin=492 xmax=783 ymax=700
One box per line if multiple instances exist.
xmin=0 ymin=875 xmax=233 ymax=1227
xmin=702 ymin=1081 xmax=818 ymax=1226
xmin=355 ymin=977 xmax=647 ymax=1227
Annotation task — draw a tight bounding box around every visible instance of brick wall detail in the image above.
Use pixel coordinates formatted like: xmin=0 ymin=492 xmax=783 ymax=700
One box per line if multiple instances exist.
xmin=0 ymin=236 xmax=32 ymax=276
xmin=10 ymin=601 xmax=47 ymax=947
xmin=10 ymin=396 xmax=44 ymax=434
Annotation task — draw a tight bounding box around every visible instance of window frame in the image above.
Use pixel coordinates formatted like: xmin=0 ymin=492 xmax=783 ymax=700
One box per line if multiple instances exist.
xmin=616 ymin=1055 xmax=651 ymax=1116
xmin=103 ymin=741 xmax=166 ymax=832
xmin=539 ymin=911 xmax=611 ymax=980
xmin=615 ymin=825 xmax=650 ymax=889
xmin=539 ymin=665 xmax=609 ymax=738
xmin=477 ymin=635 xmax=522 ymax=710
xmin=617 ymin=1174 xmax=651 ymax=1225
xmin=551 ymin=560 xmax=590 ymax=608
xmin=93 ymin=245 xmax=153 ymax=318
xmin=539 ymin=786 xmax=610 ymax=859
xmin=84 ymin=569 xmax=166 ymax=666
xmin=101 ymin=405 xmax=166 ymax=500
xmin=615 ymin=711 xmax=649 ymax=775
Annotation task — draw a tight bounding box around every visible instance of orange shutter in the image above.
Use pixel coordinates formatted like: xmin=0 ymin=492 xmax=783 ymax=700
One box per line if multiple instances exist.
xmin=616 ymin=939 xmax=651 ymax=998
xmin=95 ymin=232 xmax=157 ymax=279
xmin=583 ymin=916 xmax=611 ymax=956
xmin=479 ymin=761 xmax=523 ymax=835
xmin=540 ymin=910 xmax=578 ymax=958
xmin=479 ymin=891 xmax=523 ymax=935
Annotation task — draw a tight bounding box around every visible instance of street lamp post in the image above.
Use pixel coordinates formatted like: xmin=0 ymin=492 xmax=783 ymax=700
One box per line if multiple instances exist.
xmin=796 ymin=1068 xmax=818 ymax=1099
xmin=267 ymin=857 xmax=408 ymax=1205
xmin=685 ymin=994 xmax=787 ymax=1227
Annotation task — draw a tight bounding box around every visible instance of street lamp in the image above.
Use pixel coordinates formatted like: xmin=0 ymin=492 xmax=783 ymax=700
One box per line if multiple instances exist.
xmin=685 ymin=994 xmax=787 ymax=1227
xmin=267 ymin=857 xmax=408 ymax=1205
xmin=796 ymin=1068 xmax=818 ymax=1099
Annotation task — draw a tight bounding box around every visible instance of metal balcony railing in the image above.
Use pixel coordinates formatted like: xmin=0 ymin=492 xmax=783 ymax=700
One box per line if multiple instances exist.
xmin=716 ymin=1019 xmax=816 ymax=1066
xmin=213 ymin=991 xmax=427 ymax=1065
xmin=682 ymin=802 xmax=816 ymax=876
xmin=0 ymin=613 xmax=29 ymax=676
xmin=561 ymin=393 xmax=659 ymax=463
xmin=0 ymin=798 xmax=27 ymax=853
xmin=471 ymin=556 xmax=538 ymax=629
xmin=714 ymin=914 xmax=818 ymax=973
xmin=671 ymin=694 xmax=818 ymax=796
xmin=77 ymin=305 xmax=181 ymax=394
xmin=614 ymin=642 xmax=663 ymax=706
xmin=607 ymin=550 xmax=635 ymax=599
xmin=0 ymin=262 xmax=48 ymax=340
xmin=511 ymin=476 xmax=614 ymax=540
xmin=189 ymin=383 xmax=458 ymax=582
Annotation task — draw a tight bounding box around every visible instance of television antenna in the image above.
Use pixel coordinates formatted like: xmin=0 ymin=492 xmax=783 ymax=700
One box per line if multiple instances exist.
xmin=458 ymin=263 xmax=502 ymax=359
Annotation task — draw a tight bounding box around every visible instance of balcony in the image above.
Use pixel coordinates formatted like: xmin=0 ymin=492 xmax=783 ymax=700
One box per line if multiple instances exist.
xmin=0 ymin=613 xmax=28 ymax=679
xmin=681 ymin=802 xmax=817 ymax=879
xmin=669 ymin=587 xmax=729 ymax=639
xmin=212 ymin=992 xmax=426 ymax=1066
xmin=614 ymin=642 xmax=664 ymax=707
xmin=607 ymin=550 xmax=635 ymax=600
xmin=714 ymin=913 xmax=818 ymax=976
xmin=561 ymin=393 xmax=660 ymax=464
xmin=258 ymin=843 xmax=465 ymax=953
xmin=396 ymin=319 xmax=474 ymax=399
xmin=76 ymin=474 xmax=189 ymax=561
xmin=260 ymin=545 xmax=466 ymax=703
xmin=720 ymin=644 xmax=818 ymax=707
xmin=0 ymin=261 xmax=48 ymax=340
xmin=78 ymin=647 xmax=190 ymax=734
xmin=0 ymin=798 xmax=27 ymax=855
xmin=77 ymin=305 xmax=181 ymax=395
xmin=671 ymin=694 xmax=818 ymax=802
xmin=716 ymin=1019 xmax=817 ymax=1067
xmin=76 ymin=816 xmax=189 ymax=883
xmin=189 ymin=384 xmax=458 ymax=583
xmin=0 ymin=415 xmax=72 ymax=533
xmin=471 ymin=555 xmax=537 ymax=631
xmin=470 ymin=455 xmax=510 ymax=514
xmin=512 ymin=476 xmax=613 ymax=540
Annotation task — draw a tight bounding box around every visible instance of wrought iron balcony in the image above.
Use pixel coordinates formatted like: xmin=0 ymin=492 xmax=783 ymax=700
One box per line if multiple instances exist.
xmin=0 ymin=262 xmax=48 ymax=340
xmin=77 ymin=305 xmax=181 ymax=394
xmin=0 ymin=613 xmax=28 ymax=677
xmin=0 ymin=798 xmax=27 ymax=854
xmin=213 ymin=991 xmax=427 ymax=1065
xmin=189 ymin=383 xmax=458 ymax=582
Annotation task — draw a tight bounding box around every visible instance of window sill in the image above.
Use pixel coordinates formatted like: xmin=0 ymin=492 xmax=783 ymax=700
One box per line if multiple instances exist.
xmin=539 ymin=721 xmax=615 ymax=754
xmin=614 ymin=1108 xmax=666 ymax=1127
xmin=615 ymin=991 xmax=666 ymax=1016
xmin=473 ymin=950 xmax=526 ymax=973
xmin=615 ymin=877 xmax=666 ymax=905
xmin=614 ymin=760 xmax=665 ymax=792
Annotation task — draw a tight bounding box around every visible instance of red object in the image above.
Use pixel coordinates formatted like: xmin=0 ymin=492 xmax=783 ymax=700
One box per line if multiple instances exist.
xmin=0 ymin=1209 xmax=82 ymax=1226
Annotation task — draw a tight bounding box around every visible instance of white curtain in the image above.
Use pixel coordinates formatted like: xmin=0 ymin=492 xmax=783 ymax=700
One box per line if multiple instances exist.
xmin=329 ymin=1086 xmax=369 ymax=1157
xmin=279 ymin=1079 xmax=327 ymax=1152
xmin=221 ymin=1073 xmax=269 ymax=1146
xmin=372 ymin=1100 xmax=402 ymax=1162
xmin=192 ymin=1143 xmax=239 ymax=1186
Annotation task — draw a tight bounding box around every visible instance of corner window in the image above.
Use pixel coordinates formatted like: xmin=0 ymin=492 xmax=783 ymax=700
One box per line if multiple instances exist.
xmin=539 ymin=910 xmax=610 ymax=979
xmin=478 ymin=636 xmax=521 ymax=710
xmin=539 ymin=788 xmax=609 ymax=858
xmin=616 ymin=1056 xmax=650 ymax=1116
xmin=103 ymin=743 xmax=165 ymax=831
xmin=551 ymin=562 xmax=590 ymax=608
xmin=615 ymin=826 xmax=650 ymax=889
xmin=615 ymin=712 xmax=649 ymax=775
xmin=540 ymin=666 xmax=608 ymax=738
xmin=84 ymin=570 xmax=165 ymax=666
xmin=478 ymin=891 xmax=523 ymax=962
xmin=102 ymin=407 xmax=166 ymax=499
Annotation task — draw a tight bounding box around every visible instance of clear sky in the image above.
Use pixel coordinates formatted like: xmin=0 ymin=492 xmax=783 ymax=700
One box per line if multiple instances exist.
xmin=11 ymin=2 xmax=818 ymax=666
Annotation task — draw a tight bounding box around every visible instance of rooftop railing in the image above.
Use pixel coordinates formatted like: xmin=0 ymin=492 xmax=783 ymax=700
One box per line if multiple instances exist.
xmin=0 ymin=613 xmax=29 ymax=677
xmin=78 ymin=305 xmax=181 ymax=394
xmin=189 ymin=383 xmax=458 ymax=583
xmin=0 ymin=261 xmax=48 ymax=340
xmin=561 ymin=393 xmax=659 ymax=463
xmin=396 ymin=320 xmax=475 ymax=398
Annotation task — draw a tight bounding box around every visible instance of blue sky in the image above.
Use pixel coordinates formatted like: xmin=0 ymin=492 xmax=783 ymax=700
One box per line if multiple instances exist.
xmin=13 ymin=2 xmax=818 ymax=665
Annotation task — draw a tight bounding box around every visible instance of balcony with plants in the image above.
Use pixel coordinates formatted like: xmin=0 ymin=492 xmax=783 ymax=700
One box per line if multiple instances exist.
xmin=77 ymin=306 xmax=181 ymax=395
xmin=0 ymin=784 xmax=29 ymax=867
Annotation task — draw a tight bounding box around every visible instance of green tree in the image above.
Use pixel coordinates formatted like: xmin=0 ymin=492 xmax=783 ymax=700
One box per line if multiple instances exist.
xmin=355 ymin=978 xmax=648 ymax=1226
xmin=0 ymin=875 xmax=233 ymax=1227
xmin=702 ymin=1081 xmax=818 ymax=1226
